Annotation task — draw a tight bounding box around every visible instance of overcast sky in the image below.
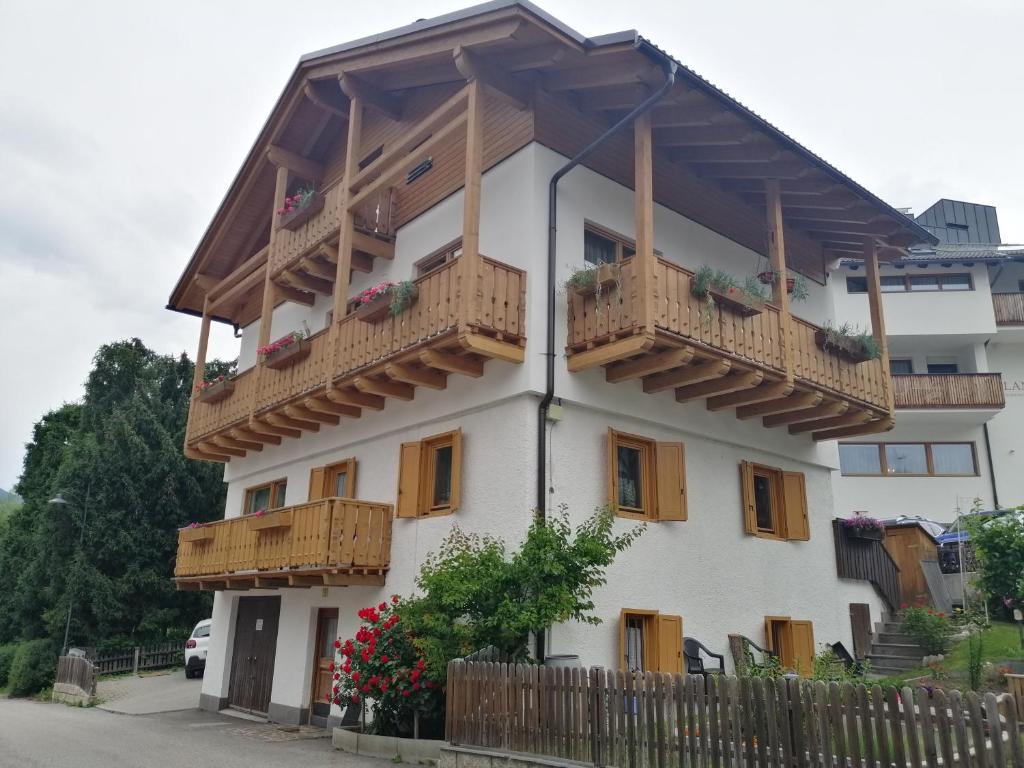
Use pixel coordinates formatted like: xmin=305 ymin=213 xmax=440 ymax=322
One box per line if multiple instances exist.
xmin=1 ymin=0 xmax=1021 ymax=491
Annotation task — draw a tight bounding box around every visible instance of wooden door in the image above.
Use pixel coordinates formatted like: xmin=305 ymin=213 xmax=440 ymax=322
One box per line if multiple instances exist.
xmin=228 ymin=596 xmax=281 ymax=714
xmin=310 ymin=608 xmax=339 ymax=724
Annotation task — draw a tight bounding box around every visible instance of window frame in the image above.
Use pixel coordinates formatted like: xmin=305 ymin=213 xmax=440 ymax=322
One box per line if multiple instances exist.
xmin=618 ymin=609 xmax=683 ymax=675
xmin=750 ymin=464 xmax=785 ymax=538
xmin=396 ymin=429 xmax=463 ymax=518
xmin=584 ymin=222 xmax=663 ymax=267
xmin=837 ymin=441 xmax=979 ymax=477
xmin=242 ymin=478 xmax=288 ymax=516
xmin=415 ymin=238 xmax=463 ymax=277
xmin=739 ymin=461 xmax=809 ymax=541
xmin=608 ymin=429 xmax=655 ymax=520
xmin=607 ymin=429 xmax=687 ymax=522
xmin=858 ymin=272 xmax=975 ymax=293
xmin=889 ymin=358 xmax=914 ymax=375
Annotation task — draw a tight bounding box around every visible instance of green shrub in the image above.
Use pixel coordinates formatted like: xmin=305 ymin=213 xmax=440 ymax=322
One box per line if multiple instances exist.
xmin=0 ymin=643 xmax=16 ymax=687
xmin=901 ymin=605 xmax=954 ymax=655
xmin=8 ymin=639 xmax=57 ymax=697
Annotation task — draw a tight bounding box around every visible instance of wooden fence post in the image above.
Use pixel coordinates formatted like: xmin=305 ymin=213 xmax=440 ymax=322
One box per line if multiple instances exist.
xmin=133 ymin=647 xmax=140 ymax=675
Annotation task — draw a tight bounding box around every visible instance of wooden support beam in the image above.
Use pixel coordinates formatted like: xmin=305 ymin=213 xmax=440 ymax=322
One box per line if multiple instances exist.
xmin=693 ymin=160 xmax=808 ymax=180
xmin=288 ymin=574 xmax=324 ymax=587
xmin=248 ymin=418 xmax=301 ymax=439
xmin=283 ymin=271 xmax=332 ymax=295
xmin=654 ymin=124 xmax=754 ymax=147
xmin=190 ymin=299 xmax=212 ymax=398
xmin=544 ymin=61 xmax=659 ymax=92
xmin=265 ymin=413 xmax=320 ymax=433
xmin=635 ymin=110 xmax=655 ymax=334
xmin=494 ymin=43 xmax=567 ymax=72
xmin=350 ymin=251 xmax=374 ymax=273
xmin=212 ymin=435 xmax=263 ymax=452
xmin=352 ymin=231 xmax=395 ymax=260
xmin=285 ymin=405 xmax=339 ymax=426
xmin=323 ymin=573 xmax=386 ymax=587
xmin=671 ymin=143 xmax=780 ymax=165
xmin=257 ymin=166 xmax=291 ymax=350
xmin=813 ymin=416 xmax=894 ymax=442
xmin=457 ymin=332 xmax=525 ymax=363
xmin=605 ymin=347 xmax=694 ymax=384
xmin=326 ymin=387 xmax=386 ymax=411
xmin=766 ymin=179 xmax=795 ymax=381
xmin=299 ymin=257 xmax=336 ymax=282
xmin=199 ymin=440 xmax=243 ymax=458
xmin=788 ymin=410 xmax=871 ymax=435
xmin=186 ymin=445 xmax=231 ymax=463
xmin=651 ymin=103 xmax=731 ymax=128
xmin=275 ymin=284 xmax=316 ymax=307
xmin=385 ymin=362 xmax=447 ymax=390
xmin=233 ymin=427 xmax=281 ymax=446
xmin=303 ymin=82 xmax=349 ymax=120
xmin=304 ymin=396 xmax=361 ymax=419
xmin=736 ymin=391 xmax=823 ymax=420
xmin=577 ymin=84 xmax=649 ymax=113
xmin=454 ymin=45 xmax=529 ymax=110
xmin=209 ymin=263 xmax=267 ymax=313
xmin=706 ymin=380 xmax=793 ymax=411
xmin=419 ymin=349 xmax=484 ymax=377
xmin=675 ymin=370 xmax=763 ymax=403
xmin=459 ymin=78 xmax=484 ymax=329
xmin=207 ymin=246 xmax=269 ymax=303
xmin=338 ymin=72 xmax=403 ymax=120
xmin=643 ymin=358 xmax=730 ymax=394
xmin=266 ymin=145 xmax=323 ymax=183
xmin=567 ymin=335 xmax=654 ymax=373
xmin=863 ymin=238 xmax=893 ymax=413
xmin=354 ymin=376 xmax=415 ymax=400
xmin=254 ymin=576 xmax=287 ymax=589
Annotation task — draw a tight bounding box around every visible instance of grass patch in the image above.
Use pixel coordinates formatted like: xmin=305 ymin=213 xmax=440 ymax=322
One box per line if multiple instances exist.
xmin=874 ymin=621 xmax=1024 ymax=689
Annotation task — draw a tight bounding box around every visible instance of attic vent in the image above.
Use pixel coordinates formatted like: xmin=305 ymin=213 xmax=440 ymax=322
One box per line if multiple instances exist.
xmin=406 ymin=158 xmax=433 ymax=185
xmin=946 ymin=222 xmax=969 ymax=230
xmin=359 ymin=145 xmax=383 ymax=171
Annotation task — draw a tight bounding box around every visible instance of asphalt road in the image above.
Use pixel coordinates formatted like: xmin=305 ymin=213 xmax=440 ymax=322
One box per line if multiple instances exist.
xmin=0 ymin=698 xmax=385 ymax=768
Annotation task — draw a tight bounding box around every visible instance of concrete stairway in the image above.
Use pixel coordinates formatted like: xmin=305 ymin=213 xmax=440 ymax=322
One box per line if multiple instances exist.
xmin=865 ymin=617 xmax=927 ymax=677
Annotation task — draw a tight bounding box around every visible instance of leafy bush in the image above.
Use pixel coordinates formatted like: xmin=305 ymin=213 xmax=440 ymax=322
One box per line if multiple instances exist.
xmin=965 ymin=509 xmax=1024 ymax=616
xmin=8 ymin=639 xmax=57 ymax=697
xmin=811 ymin=647 xmax=865 ymax=683
xmin=967 ymin=632 xmax=984 ymax=691
xmin=901 ymin=605 xmax=954 ymax=655
xmin=0 ymin=643 xmax=16 ymax=687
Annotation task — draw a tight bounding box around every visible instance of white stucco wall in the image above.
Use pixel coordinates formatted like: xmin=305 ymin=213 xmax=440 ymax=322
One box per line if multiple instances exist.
xmin=987 ymin=337 xmax=1024 ymax=506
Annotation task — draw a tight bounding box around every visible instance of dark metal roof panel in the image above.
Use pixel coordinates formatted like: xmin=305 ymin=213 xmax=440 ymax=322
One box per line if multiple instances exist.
xmin=916 ymin=198 xmax=1001 ymax=245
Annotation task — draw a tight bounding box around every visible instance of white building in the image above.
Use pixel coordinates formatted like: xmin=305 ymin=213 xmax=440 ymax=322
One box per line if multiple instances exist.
xmin=166 ymin=1 xmax=938 ymax=726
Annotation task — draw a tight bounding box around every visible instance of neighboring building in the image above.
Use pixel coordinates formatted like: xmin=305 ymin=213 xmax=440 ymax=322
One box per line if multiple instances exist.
xmin=167 ymin=1 xmax=936 ymax=724
xmin=830 ymin=199 xmax=1024 ymax=523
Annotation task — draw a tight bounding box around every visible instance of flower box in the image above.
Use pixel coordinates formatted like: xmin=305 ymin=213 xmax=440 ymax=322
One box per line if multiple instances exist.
xmin=197 ymin=378 xmax=234 ymax=404
xmin=709 ymin=287 xmax=762 ymax=318
xmin=262 ymin=338 xmax=311 ymax=370
xmin=278 ymin=193 xmax=325 ymax=232
xmin=572 ymin=263 xmax=619 ymax=297
xmin=354 ymin=292 xmax=394 ymax=323
xmin=248 ymin=509 xmax=292 ymax=532
xmin=814 ymin=330 xmax=872 ymax=364
xmin=181 ymin=526 xmax=216 ymax=544
xmin=845 ymin=526 xmax=884 ymax=542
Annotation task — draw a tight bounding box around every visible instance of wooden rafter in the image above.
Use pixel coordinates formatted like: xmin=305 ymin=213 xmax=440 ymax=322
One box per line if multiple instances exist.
xmin=354 ymin=376 xmax=415 ymax=400
xmin=266 ymin=145 xmax=324 ymax=183
xmin=248 ymin=419 xmax=301 ymax=440
xmin=675 ymin=369 xmax=764 ymax=403
xmin=454 ymin=45 xmax=529 ymax=110
xmin=299 ymin=257 xmax=336 ymax=282
xmin=285 ymin=405 xmax=339 ymax=426
xmin=199 ymin=440 xmax=242 ymax=459
xmin=813 ymin=417 xmax=894 ymax=442
xmin=788 ymin=410 xmax=871 ymax=435
xmin=265 ymin=413 xmax=320 ymax=433
xmin=352 ymin=231 xmax=395 ymax=260
xmin=654 ymin=124 xmax=755 ymax=147
xmin=326 ymin=387 xmax=386 ymax=410
xmin=275 ymin=285 xmax=316 ymax=306
xmin=283 ymin=271 xmax=332 ymax=295
xmin=385 ymin=362 xmax=448 ymax=390
xmin=736 ymin=391 xmax=823 ymax=420
xmin=606 ymin=347 xmax=694 ymax=384
xmin=304 ymin=396 xmax=361 ymax=419
xmin=642 ymin=358 xmax=730 ymax=394
xmin=543 ymin=61 xmax=660 ymax=92
xmin=303 ymin=82 xmax=349 ymax=120
xmin=338 ymin=72 xmax=403 ymax=120
xmin=706 ymin=380 xmax=793 ymax=411
xmin=212 ymin=434 xmax=262 ymax=452
xmin=419 ymin=349 xmax=484 ymax=377
xmin=233 ymin=427 xmax=280 ymax=446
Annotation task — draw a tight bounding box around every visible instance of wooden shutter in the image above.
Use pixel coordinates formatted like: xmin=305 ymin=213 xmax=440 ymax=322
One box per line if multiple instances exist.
xmin=739 ymin=461 xmax=757 ymax=534
xmin=396 ymin=442 xmax=422 ymax=518
xmin=656 ymin=614 xmax=683 ymax=674
xmin=790 ymin=620 xmax=815 ymax=676
xmin=781 ymin=471 xmax=810 ymax=541
xmin=618 ymin=609 xmax=629 ymax=671
xmin=655 ymin=442 xmax=687 ymax=521
xmin=308 ymin=467 xmax=326 ymax=502
xmin=607 ymin=429 xmax=618 ymax=509
xmin=849 ymin=603 xmax=872 ymax=660
xmin=449 ymin=429 xmax=463 ymax=513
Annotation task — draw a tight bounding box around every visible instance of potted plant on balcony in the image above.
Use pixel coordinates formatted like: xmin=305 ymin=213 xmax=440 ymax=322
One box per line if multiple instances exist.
xmin=841 ymin=515 xmax=886 ymax=541
xmin=259 ymin=329 xmax=311 ymax=370
xmin=247 ymin=508 xmax=293 ymax=532
xmin=195 ymin=374 xmax=234 ymax=404
xmin=692 ymin=265 xmax=767 ymax=321
xmin=180 ymin=522 xmax=216 ymax=543
xmin=814 ymin=322 xmax=881 ymax=364
xmin=565 ymin=262 xmax=620 ymax=298
xmin=276 ymin=185 xmax=325 ymax=231
xmin=352 ymin=280 xmax=418 ymax=322
xmin=756 ymin=267 xmax=809 ymax=302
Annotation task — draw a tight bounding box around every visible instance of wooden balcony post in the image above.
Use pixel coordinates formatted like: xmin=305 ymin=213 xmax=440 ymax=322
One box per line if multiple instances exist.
xmin=765 ymin=179 xmax=794 ymax=381
xmin=332 ymin=94 xmax=363 ymax=329
xmin=863 ymin=238 xmax=894 ymax=412
xmin=257 ymin=165 xmax=291 ymax=350
xmin=634 ymin=111 xmax=656 ymax=334
xmin=459 ymin=79 xmax=484 ymax=329
xmin=190 ymin=298 xmax=212 ymax=395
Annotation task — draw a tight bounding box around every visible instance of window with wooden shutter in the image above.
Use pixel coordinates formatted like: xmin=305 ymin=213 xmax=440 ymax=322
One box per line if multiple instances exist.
xmin=396 ymin=442 xmax=422 ymax=518
xmin=764 ymin=616 xmax=816 ymax=676
xmin=619 ymin=609 xmax=684 ymax=674
xmin=739 ymin=461 xmax=757 ymax=534
xmin=740 ymin=462 xmax=809 ymax=541
xmin=781 ymin=471 xmax=809 ymax=540
xmin=308 ymin=467 xmax=326 ymax=502
xmin=608 ymin=429 xmax=686 ymax=522
xmin=396 ymin=429 xmax=462 ymax=518
xmin=243 ymin=478 xmax=288 ymax=515
xmin=656 ymin=614 xmax=683 ymax=674
xmin=310 ymin=458 xmax=357 ymax=502
xmin=790 ymin=620 xmax=815 ymax=676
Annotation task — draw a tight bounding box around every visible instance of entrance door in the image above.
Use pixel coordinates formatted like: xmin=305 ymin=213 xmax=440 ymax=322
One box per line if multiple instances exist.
xmin=309 ymin=608 xmax=339 ymax=726
xmin=228 ymin=596 xmax=281 ymax=715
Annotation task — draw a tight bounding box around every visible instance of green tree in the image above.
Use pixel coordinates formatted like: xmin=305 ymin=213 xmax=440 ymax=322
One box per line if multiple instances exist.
xmin=966 ymin=508 xmax=1024 ymax=617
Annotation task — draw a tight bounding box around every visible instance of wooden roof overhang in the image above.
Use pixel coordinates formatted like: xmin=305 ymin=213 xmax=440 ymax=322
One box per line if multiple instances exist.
xmin=167 ymin=0 xmax=937 ymax=325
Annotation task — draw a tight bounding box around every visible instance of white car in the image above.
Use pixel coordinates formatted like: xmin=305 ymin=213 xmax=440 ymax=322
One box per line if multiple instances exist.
xmin=185 ymin=619 xmax=212 ymax=678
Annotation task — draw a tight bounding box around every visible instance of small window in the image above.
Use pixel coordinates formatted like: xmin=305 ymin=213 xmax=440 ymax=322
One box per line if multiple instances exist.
xmin=764 ymin=617 xmax=815 ymax=676
xmin=846 ymin=276 xmax=868 ymax=294
xmin=885 ymin=444 xmax=928 ymax=474
xmin=607 ymin=430 xmax=686 ymax=521
xmin=358 ymin=145 xmax=384 ymax=171
xmin=926 ymin=361 xmax=959 ymax=374
xmin=308 ymin=458 xmax=357 ymax=501
xmin=931 ymin=444 xmax=977 ymax=475
xmin=583 ymin=223 xmax=653 ymax=266
xmin=909 ymin=275 xmax=941 ymax=292
xmin=880 ymin=276 xmax=906 ymax=293
xmin=739 ymin=462 xmax=809 ymax=541
xmin=396 ymin=429 xmax=463 ymax=518
xmin=243 ymin=479 xmax=288 ymax=515
xmin=416 ymin=240 xmax=462 ymax=277
xmin=838 ymin=444 xmax=883 ymax=475
xmin=889 ymin=358 xmax=914 ymax=375
xmin=619 ymin=609 xmax=682 ymax=674
xmin=752 ymin=471 xmax=776 ymax=533
xmin=941 ymin=274 xmax=972 ymax=291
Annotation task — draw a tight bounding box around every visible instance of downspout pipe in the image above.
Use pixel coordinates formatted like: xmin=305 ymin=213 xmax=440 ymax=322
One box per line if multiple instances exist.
xmin=982 ymin=339 xmax=1000 ymax=508
xmin=534 ymin=46 xmax=676 ymax=661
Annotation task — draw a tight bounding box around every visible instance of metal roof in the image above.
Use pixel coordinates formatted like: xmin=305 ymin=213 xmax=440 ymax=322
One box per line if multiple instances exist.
xmin=839 ymin=243 xmax=1024 ymax=268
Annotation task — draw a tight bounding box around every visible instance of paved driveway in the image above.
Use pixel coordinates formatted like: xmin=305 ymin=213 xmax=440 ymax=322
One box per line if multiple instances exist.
xmin=0 ymin=698 xmax=377 ymax=768
xmin=97 ymin=669 xmax=201 ymax=715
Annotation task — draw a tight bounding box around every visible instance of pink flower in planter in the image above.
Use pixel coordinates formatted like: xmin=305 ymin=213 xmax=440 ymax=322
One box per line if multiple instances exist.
xmin=253 ymin=509 xmax=265 ymax=518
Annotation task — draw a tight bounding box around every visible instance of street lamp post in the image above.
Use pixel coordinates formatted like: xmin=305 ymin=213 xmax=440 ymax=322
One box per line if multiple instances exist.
xmin=48 ymin=488 xmax=90 ymax=655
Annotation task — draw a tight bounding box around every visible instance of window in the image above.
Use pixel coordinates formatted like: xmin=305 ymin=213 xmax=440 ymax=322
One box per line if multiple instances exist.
xmin=926 ymin=361 xmax=959 ymax=374
xmin=942 ymin=274 xmax=971 ymax=291
xmin=880 ymin=276 xmax=905 ymax=293
xmin=619 ymin=609 xmax=683 ymax=674
xmin=584 ymin=223 xmax=638 ymax=266
xmin=889 ymin=358 xmax=914 ymax=375
xmin=764 ymin=617 xmax=815 ymax=676
xmin=869 ymin=274 xmax=974 ymax=293
xmin=396 ymin=429 xmax=462 ymax=517
xmin=838 ymin=442 xmax=978 ymax=476
xmin=416 ymin=240 xmax=462 ymax=277
xmin=243 ymin=479 xmax=287 ymax=515
xmin=607 ymin=429 xmax=686 ymax=521
xmin=739 ymin=462 xmax=809 ymax=541
xmin=846 ymin=276 xmax=868 ymax=294
xmin=909 ymin=275 xmax=940 ymax=292
xmin=308 ymin=458 xmax=357 ymax=501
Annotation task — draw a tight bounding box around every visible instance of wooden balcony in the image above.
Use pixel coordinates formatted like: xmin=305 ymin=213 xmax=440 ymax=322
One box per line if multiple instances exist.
xmin=185 ymin=256 xmax=526 ymax=460
xmin=567 ymin=257 xmax=892 ymax=440
xmin=174 ymin=497 xmax=392 ymax=591
xmin=893 ymin=373 xmax=1005 ymax=410
xmin=993 ymin=292 xmax=1024 ymax=326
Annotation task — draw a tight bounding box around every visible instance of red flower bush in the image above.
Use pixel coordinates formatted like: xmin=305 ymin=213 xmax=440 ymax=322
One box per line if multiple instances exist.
xmin=353 ymin=281 xmax=396 ymax=307
xmin=330 ymin=597 xmax=441 ymax=734
xmin=276 ymin=186 xmax=315 ymax=217
xmin=257 ymin=331 xmax=305 ymax=358
xmin=194 ymin=374 xmax=227 ymax=394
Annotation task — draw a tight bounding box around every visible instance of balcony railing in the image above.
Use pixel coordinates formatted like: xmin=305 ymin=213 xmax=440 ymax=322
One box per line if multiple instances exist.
xmin=174 ymin=497 xmax=393 ymax=590
xmin=893 ymin=373 xmax=1005 ymax=409
xmin=993 ymin=292 xmax=1024 ymax=326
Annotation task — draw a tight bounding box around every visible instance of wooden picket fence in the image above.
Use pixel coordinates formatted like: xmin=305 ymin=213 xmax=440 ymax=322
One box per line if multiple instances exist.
xmin=92 ymin=642 xmax=184 ymax=675
xmin=54 ymin=655 xmax=97 ymax=698
xmin=446 ymin=661 xmax=1024 ymax=768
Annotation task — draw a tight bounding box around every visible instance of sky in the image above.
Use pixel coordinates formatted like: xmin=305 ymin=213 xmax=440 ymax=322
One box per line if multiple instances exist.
xmin=1 ymin=0 xmax=1022 ymax=491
